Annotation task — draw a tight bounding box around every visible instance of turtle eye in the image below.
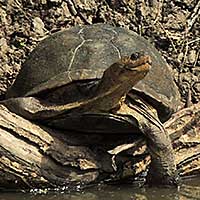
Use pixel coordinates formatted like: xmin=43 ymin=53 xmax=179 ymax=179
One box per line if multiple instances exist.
xmin=131 ymin=51 xmax=145 ymax=60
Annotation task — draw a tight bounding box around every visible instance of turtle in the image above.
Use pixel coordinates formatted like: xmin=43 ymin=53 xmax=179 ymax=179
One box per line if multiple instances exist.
xmin=4 ymin=24 xmax=181 ymax=185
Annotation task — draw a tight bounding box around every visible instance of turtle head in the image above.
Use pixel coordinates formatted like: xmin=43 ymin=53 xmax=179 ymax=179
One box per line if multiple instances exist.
xmin=103 ymin=53 xmax=151 ymax=87
xmin=94 ymin=53 xmax=152 ymax=109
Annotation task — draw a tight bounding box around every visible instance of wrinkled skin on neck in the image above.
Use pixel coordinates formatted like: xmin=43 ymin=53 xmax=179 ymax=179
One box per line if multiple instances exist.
xmin=89 ymin=55 xmax=151 ymax=112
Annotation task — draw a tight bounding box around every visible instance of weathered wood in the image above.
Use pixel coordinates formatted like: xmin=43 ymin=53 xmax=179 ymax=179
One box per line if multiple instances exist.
xmin=167 ymin=103 xmax=200 ymax=176
xmin=0 ymin=103 xmax=200 ymax=190
xmin=0 ymin=104 xmax=100 ymax=189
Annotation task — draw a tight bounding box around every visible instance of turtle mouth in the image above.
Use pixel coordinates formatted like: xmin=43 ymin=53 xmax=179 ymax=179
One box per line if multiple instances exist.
xmin=125 ymin=55 xmax=152 ymax=72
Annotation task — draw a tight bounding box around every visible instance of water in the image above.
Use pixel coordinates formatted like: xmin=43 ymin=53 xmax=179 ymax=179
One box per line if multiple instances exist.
xmin=1 ymin=177 xmax=200 ymax=200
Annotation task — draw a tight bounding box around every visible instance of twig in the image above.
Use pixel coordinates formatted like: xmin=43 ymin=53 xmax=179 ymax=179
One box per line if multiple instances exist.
xmin=164 ymin=103 xmax=200 ymax=141
xmin=152 ymin=0 xmax=164 ymax=25
xmin=180 ymin=37 xmax=189 ymax=71
xmin=65 ymin=0 xmax=77 ymax=15
xmin=65 ymin=0 xmax=92 ymax=24
xmin=157 ymin=22 xmax=178 ymax=53
xmin=188 ymin=38 xmax=200 ymax=45
xmin=193 ymin=49 xmax=200 ymax=69
xmin=186 ymin=0 xmax=200 ymax=32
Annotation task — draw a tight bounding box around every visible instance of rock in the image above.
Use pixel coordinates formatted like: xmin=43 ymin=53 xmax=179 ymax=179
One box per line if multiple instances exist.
xmin=179 ymin=72 xmax=198 ymax=84
xmin=192 ymin=67 xmax=200 ymax=76
xmin=177 ymin=52 xmax=184 ymax=63
xmin=187 ymin=50 xmax=196 ymax=64
xmin=194 ymin=82 xmax=200 ymax=93
xmin=32 ymin=17 xmax=45 ymax=36
xmin=0 ymin=38 xmax=8 ymax=54
xmin=49 ymin=0 xmax=62 ymax=3
xmin=0 ymin=7 xmax=7 ymax=24
xmin=61 ymin=2 xmax=71 ymax=17
xmin=40 ymin=0 xmax=47 ymax=4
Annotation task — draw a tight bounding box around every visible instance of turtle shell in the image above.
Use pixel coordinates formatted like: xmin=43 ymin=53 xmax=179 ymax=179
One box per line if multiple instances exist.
xmin=6 ymin=24 xmax=181 ymax=122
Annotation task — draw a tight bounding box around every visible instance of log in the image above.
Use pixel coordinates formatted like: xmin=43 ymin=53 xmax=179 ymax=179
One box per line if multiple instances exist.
xmin=0 ymin=103 xmax=200 ymax=190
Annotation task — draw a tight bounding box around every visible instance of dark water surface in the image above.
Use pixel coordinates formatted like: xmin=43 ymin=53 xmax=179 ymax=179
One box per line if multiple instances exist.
xmin=1 ymin=177 xmax=200 ymax=200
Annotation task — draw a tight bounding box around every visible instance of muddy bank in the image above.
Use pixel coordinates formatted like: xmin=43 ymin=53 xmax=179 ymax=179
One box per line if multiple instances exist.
xmin=0 ymin=0 xmax=200 ymax=103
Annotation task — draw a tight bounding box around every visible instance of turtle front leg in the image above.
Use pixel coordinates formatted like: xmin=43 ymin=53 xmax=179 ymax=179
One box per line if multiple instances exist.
xmin=138 ymin=116 xmax=178 ymax=186
xmin=117 ymin=98 xmax=179 ymax=186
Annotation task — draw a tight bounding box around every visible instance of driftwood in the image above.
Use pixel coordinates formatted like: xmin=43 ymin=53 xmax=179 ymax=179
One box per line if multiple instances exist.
xmin=0 ymin=103 xmax=200 ymax=190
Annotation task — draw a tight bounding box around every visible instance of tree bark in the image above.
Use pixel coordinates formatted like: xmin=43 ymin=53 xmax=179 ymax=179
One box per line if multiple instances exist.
xmin=0 ymin=103 xmax=200 ymax=190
